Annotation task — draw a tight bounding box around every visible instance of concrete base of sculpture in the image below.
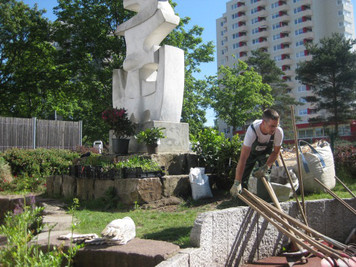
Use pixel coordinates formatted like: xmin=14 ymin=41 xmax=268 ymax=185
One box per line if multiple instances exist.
xmin=109 ymin=121 xmax=189 ymax=154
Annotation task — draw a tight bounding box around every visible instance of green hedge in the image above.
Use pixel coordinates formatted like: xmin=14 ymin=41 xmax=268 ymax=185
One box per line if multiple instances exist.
xmin=0 ymin=148 xmax=79 ymax=192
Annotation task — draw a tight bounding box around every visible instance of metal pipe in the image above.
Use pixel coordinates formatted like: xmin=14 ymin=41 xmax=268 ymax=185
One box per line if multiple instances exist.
xmin=280 ymin=153 xmax=308 ymax=226
xmin=335 ymin=175 xmax=356 ymax=198
xmin=314 ymin=178 xmax=356 ymax=216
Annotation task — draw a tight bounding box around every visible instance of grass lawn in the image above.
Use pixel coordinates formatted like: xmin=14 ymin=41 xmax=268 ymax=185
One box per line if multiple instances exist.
xmin=73 ymin=174 xmax=355 ymax=248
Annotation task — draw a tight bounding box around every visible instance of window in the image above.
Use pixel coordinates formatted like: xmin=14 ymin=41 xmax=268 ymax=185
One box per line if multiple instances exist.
xmin=298 ymin=85 xmax=307 ymax=92
xmin=232 ymin=23 xmax=239 ymax=29
xmin=294 ymin=7 xmax=303 ymax=13
xmin=251 ymin=0 xmax=260 ymax=3
xmin=252 ymin=38 xmax=260 ymax=44
xmin=299 ymin=97 xmax=307 ymax=103
xmin=295 ymin=28 xmax=304 ymax=36
xmin=345 ymin=32 xmax=353 ymax=39
xmin=299 ymin=109 xmax=308 ymax=115
xmin=272 ymin=22 xmax=281 ymax=30
xmin=315 ymin=128 xmax=325 ymax=137
xmin=252 ymin=27 xmax=260 ymax=34
xmin=271 ymin=2 xmax=280 ymax=9
xmin=274 ymin=55 xmax=282 ymax=61
xmin=296 ymin=51 xmax=305 ymax=58
xmin=295 ymin=17 xmax=304 ymax=24
xmin=293 ymin=0 xmax=301 ymax=3
xmin=273 ymin=34 xmax=281 ymax=40
xmin=339 ymin=21 xmax=352 ymax=28
xmin=251 ymin=7 xmax=259 ymax=14
xmin=298 ymin=129 xmax=313 ymax=138
xmin=231 ymin=3 xmax=238 ymax=10
xmin=296 ymin=40 xmax=304 ymax=47
xmin=272 ymin=12 xmax=280 ymax=19
xmin=339 ymin=125 xmax=351 ymax=136
xmin=274 ymin=44 xmax=283 ymax=51
xmin=251 ymin=17 xmax=259 ymax=24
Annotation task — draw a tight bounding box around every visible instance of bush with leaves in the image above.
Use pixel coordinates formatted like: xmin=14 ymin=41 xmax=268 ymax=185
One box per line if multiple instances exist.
xmin=0 ymin=148 xmax=79 ymax=192
xmin=191 ymin=128 xmax=242 ymax=189
xmin=334 ymin=145 xmax=356 ymax=178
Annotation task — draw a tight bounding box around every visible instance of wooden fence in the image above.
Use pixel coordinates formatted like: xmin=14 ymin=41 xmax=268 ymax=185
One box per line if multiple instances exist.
xmin=0 ymin=117 xmax=82 ymax=151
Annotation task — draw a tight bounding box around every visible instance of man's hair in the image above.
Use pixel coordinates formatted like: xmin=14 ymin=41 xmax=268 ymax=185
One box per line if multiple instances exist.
xmin=262 ymin=109 xmax=280 ymax=121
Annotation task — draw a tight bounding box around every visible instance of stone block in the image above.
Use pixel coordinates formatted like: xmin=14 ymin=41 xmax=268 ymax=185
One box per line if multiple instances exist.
xmin=128 ymin=121 xmax=190 ymax=153
xmin=46 ymin=176 xmax=55 ymax=197
xmin=62 ymin=175 xmax=76 ymax=199
xmin=37 ymin=234 xmax=180 ymax=267
xmin=94 ymin=179 xmax=116 ymax=199
xmin=161 ymin=175 xmax=190 ymax=198
xmin=53 ymin=175 xmax=63 ymax=196
xmin=151 ymin=153 xmax=198 ymax=175
xmin=115 ymin=178 xmax=162 ymax=205
xmin=77 ymin=178 xmax=95 ymax=200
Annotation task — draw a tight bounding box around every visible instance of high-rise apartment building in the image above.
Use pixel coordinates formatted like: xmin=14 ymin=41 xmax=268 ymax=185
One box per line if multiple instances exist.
xmin=216 ymin=0 xmax=356 ymax=141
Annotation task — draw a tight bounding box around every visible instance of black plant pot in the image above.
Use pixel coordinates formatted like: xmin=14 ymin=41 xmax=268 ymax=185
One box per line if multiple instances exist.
xmin=112 ymin=138 xmax=130 ymax=155
xmin=146 ymin=143 xmax=158 ymax=154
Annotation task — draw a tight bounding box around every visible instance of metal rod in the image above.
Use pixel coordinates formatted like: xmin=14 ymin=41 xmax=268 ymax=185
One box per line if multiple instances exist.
xmin=279 ymin=153 xmax=308 ymax=226
xmin=260 ymin=176 xmax=305 ymax=254
xmin=243 ymin=189 xmax=348 ymax=251
xmin=240 ymin=190 xmax=349 ymax=260
xmin=238 ymin=191 xmax=337 ymax=261
xmin=335 ymin=175 xmax=356 ymax=198
xmin=291 ymin=106 xmax=306 ymax=215
xmin=314 ymin=178 xmax=356 ymax=216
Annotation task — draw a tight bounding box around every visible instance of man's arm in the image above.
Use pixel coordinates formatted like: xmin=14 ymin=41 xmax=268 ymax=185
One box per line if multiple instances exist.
xmin=266 ymin=145 xmax=281 ymax=168
xmin=235 ymin=145 xmax=251 ymax=182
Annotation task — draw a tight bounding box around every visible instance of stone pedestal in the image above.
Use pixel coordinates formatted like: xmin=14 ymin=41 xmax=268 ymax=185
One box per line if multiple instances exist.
xmin=109 ymin=121 xmax=189 ymax=154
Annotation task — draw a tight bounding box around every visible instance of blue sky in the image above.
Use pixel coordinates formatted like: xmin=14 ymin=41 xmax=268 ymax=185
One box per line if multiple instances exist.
xmin=21 ymin=0 xmax=356 ymax=125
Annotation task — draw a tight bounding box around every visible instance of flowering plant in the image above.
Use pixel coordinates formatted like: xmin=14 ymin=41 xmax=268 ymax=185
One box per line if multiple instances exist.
xmin=102 ymin=107 xmax=136 ymax=139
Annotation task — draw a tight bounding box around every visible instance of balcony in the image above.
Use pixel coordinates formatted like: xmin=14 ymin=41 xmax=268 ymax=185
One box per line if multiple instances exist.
xmin=238 ymin=25 xmax=248 ymax=32
xmin=254 ymin=41 xmax=269 ymax=50
xmin=238 ymin=35 xmax=248 ymax=42
xmin=299 ymin=20 xmax=313 ymax=28
xmin=257 ymin=9 xmax=268 ymax=17
xmin=237 ymin=4 xmax=247 ymax=12
xmin=281 ymin=58 xmax=293 ymax=65
xmin=274 ymin=4 xmax=289 ymax=13
xmin=300 ymin=9 xmax=313 ymax=17
xmin=302 ymin=31 xmax=314 ymax=39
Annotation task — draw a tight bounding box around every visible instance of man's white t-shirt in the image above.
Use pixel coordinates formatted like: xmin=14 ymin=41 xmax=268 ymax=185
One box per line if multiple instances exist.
xmin=243 ymin=120 xmax=284 ymax=147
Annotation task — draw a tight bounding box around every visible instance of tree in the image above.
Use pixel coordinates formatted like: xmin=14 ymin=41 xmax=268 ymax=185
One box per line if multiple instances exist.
xmin=0 ymin=0 xmax=71 ymax=119
xmin=208 ymin=61 xmax=273 ymax=131
xmin=296 ymin=33 xmax=356 ymax=136
xmin=246 ymin=50 xmax=299 ymax=129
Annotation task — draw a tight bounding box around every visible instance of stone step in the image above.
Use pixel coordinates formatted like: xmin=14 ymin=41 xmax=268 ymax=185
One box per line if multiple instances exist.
xmin=36 ymin=232 xmax=180 ymax=267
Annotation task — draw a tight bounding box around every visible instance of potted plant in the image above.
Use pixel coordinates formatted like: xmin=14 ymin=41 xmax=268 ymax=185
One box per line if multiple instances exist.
xmin=135 ymin=127 xmax=166 ymax=154
xmin=102 ymin=107 xmax=136 ymax=154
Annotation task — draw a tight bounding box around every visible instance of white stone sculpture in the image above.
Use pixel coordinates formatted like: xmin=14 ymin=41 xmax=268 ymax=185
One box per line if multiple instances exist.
xmin=112 ymin=0 xmax=184 ymax=123
xmin=100 ymin=216 xmax=136 ymax=245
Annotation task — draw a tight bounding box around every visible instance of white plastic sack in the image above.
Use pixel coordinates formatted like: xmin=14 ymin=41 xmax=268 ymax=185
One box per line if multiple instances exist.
xmin=298 ymin=141 xmax=335 ymax=193
xmin=189 ymin=167 xmax=213 ymax=200
xmin=101 ymin=216 xmax=136 ymax=245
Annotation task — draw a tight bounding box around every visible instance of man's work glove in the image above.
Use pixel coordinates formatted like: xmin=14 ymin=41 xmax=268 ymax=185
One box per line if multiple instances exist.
xmin=230 ymin=180 xmax=242 ymax=197
xmin=253 ymin=164 xmax=269 ymax=179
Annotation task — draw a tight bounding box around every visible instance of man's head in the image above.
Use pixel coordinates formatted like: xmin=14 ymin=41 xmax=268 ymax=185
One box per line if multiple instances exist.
xmin=261 ymin=109 xmax=280 ymax=135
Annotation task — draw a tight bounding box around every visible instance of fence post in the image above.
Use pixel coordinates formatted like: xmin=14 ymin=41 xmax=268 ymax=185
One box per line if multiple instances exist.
xmin=79 ymin=120 xmax=83 ymax=146
xmin=32 ymin=117 xmax=37 ymax=149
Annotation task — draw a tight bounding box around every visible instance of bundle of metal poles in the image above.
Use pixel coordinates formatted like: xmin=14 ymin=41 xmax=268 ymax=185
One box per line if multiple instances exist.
xmin=238 ymin=189 xmax=356 ymax=266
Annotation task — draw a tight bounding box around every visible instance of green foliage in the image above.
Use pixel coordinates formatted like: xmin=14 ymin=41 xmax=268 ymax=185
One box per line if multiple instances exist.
xmin=0 ymin=0 xmax=73 ymax=119
xmin=0 ymin=197 xmax=70 ymax=266
xmin=296 ymin=33 xmax=356 ymax=134
xmin=102 ymin=107 xmax=136 ymax=139
xmin=135 ymin=127 xmax=166 ymax=145
xmin=246 ymin=50 xmax=299 ymax=132
xmin=0 ymin=148 xmax=79 ymax=192
xmin=207 ymin=61 xmax=274 ymax=131
xmin=333 ymin=145 xmax=356 ymax=178
xmin=0 ymin=157 xmax=13 ymax=191
xmin=191 ymin=128 xmax=242 ymax=188
xmin=115 ymin=156 xmax=162 ymax=172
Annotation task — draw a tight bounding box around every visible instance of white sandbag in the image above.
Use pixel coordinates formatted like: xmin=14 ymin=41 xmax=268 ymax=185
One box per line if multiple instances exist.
xmin=101 ymin=216 xmax=136 ymax=244
xmin=298 ymin=141 xmax=335 ymax=193
xmin=189 ymin=167 xmax=213 ymax=200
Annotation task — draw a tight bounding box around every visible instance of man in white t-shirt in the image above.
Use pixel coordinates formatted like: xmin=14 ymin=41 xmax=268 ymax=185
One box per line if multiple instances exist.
xmin=230 ymin=109 xmax=284 ymax=200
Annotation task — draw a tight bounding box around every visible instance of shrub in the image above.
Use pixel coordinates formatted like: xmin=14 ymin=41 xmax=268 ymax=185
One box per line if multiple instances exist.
xmin=191 ymin=128 xmax=242 ymax=189
xmin=333 ymin=145 xmax=356 ymax=178
xmin=0 ymin=148 xmax=79 ymax=192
